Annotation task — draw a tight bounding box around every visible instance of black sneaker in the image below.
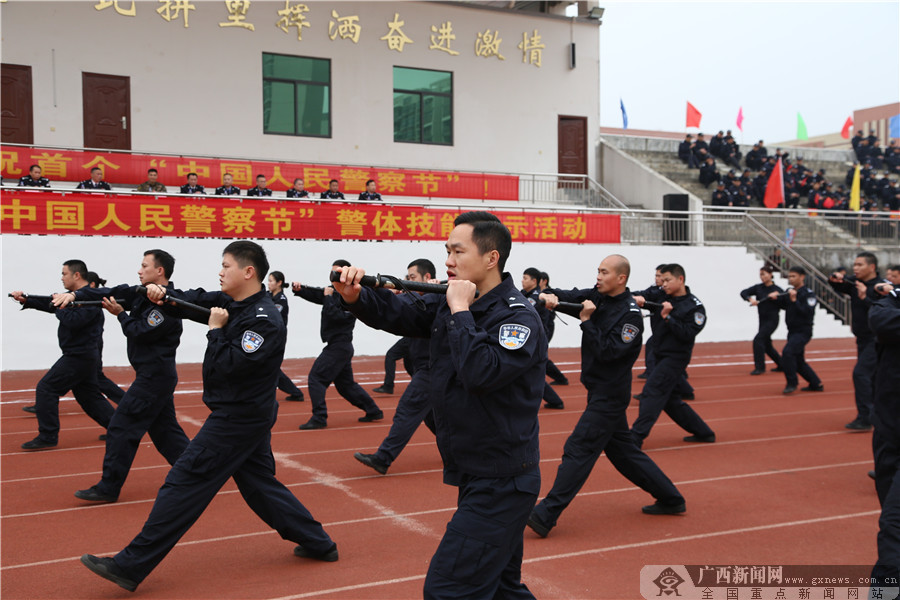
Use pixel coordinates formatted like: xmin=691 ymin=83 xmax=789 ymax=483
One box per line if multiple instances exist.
xmin=293 ymin=542 xmax=338 ymax=562
xmin=549 ymin=378 xmax=569 ymax=386
xmin=749 ymin=369 xmax=765 ymax=375
xmin=21 ymin=437 xmax=57 ymax=450
xmin=801 ymin=384 xmax=824 ymax=392
xmin=771 ymin=366 xmax=784 ymax=372
xmin=358 ymin=411 xmax=384 ymax=423
xmin=869 ymin=470 xmax=877 ymax=480
xmin=637 ymin=372 xmax=648 ymax=380
xmin=98 ymin=434 xmax=107 ymax=441
xmin=782 ymin=385 xmax=797 ymax=395
xmin=372 ymin=386 xmax=394 ymax=394
xmin=299 ymin=420 xmax=326 ymax=430
xmin=543 ymin=402 xmax=565 ymax=410
xmin=633 ymin=393 xmax=643 ymax=401
xmin=80 ymin=555 xmax=138 ymax=592
xmin=284 ymin=393 xmax=305 ymax=402
xmin=526 ymin=511 xmax=552 ymax=538
xmin=75 ymin=486 xmax=118 ymax=503
xmin=845 ymin=419 xmax=873 ymax=432
xmin=680 ymin=392 xmax=695 ymax=401
xmin=354 ymin=452 xmax=389 ymax=475
xmin=22 ymin=404 xmax=36 ymax=413
xmin=641 ymin=501 xmax=686 ymax=515
xmin=683 ymin=434 xmax=716 ymax=444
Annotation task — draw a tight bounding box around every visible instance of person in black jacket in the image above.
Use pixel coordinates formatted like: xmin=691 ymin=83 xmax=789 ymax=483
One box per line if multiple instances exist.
xmin=76 ymin=167 xmax=112 ymax=191
xmin=292 ymin=260 xmax=382 ymax=429
xmin=320 ymin=178 xmax=345 ymax=200
xmin=768 ymin=266 xmax=824 ymax=394
xmin=699 ymin=156 xmax=720 ymax=188
xmin=18 ymin=164 xmax=50 ymax=187
xmin=246 ymin=174 xmax=272 ymax=197
xmin=741 ymin=265 xmax=784 ymax=375
xmin=9 ymin=259 xmax=114 ymax=450
xmin=358 ymin=179 xmax=382 ymax=201
xmin=526 ymin=255 xmax=686 ymax=539
xmin=214 ymin=173 xmax=240 ymax=196
xmin=268 ymin=270 xmax=304 ymax=402
xmin=286 ymin=178 xmax=309 ymax=199
xmin=80 ymin=241 xmax=338 ymax=593
xmin=540 ymin=270 xmax=569 ymax=386
xmin=521 ymin=267 xmax=564 ymax=409
xmin=179 ymin=172 xmax=205 ymax=195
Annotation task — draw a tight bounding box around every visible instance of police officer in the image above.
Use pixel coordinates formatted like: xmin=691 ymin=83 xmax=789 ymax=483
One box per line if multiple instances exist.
xmin=355 ymin=258 xmax=440 ymax=475
xmin=829 ymin=252 xmax=888 ymax=431
xmin=286 ymin=177 xmax=309 ymax=199
xmin=768 ymin=266 xmax=824 ymax=394
xmin=179 ymin=172 xmax=205 ymax=195
xmin=54 ymin=250 xmax=190 ymax=503
xmin=373 ymin=337 xmax=411 ymax=394
xmin=521 ymin=267 xmax=564 ymax=409
xmin=9 ymin=260 xmax=114 ymax=449
xmin=246 ymin=174 xmax=272 ymax=197
xmin=214 ymin=173 xmax=240 ymax=196
xmin=77 ymin=167 xmax=111 ymax=191
xmin=527 ymin=255 xmax=686 ymax=539
xmin=80 ymin=241 xmax=338 ymax=592
xmin=358 ymin=178 xmax=382 ymax=201
xmin=335 ymin=212 xmax=544 ymax=599
xmin=741 ymin=264 xmax=784 ymax=375
xmin=631 ymin=264 xmax=716 ymax=447
xmin=320 ymin=178 xmax=345 ymax=199
xmin=86 ymin=271 xmax=126 ymax=406
xmin=18 ymin=164 xmax=50 ymax=187
xmin=292 ymin=260 xmax=383 ymax=429
xmin=540 ymin=270 xmax=569 ymax=386
xmin=267 ymin=270 xmax=304 ymax=402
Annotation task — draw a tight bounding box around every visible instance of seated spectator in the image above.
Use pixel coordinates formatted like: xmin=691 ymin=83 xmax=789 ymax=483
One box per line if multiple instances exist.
xmin=320 ymin=178 xmax=344 ymax=199
xmin=286 ymin=178 xmax=309 ymax=199
xmin=246 ymin=174 xmax=272 ymax=197
xmin=215 ymin=173 xmax=240 ymax=196
xmin=18 ymin=164 xmax=50 ymax=187
xmin=757 ymin=140 xmax=768 ymax=159
xmin=852 ymin=130 xmax=865 ymax=155
xmin=711 ymin=182 xmax=730 ymax=208
xmin=793 ymin=157 xmax=808 ymax=177
xmin=868 ymin=131 xmax=879 ymax=148
xmin=856 ymin=139 xmax=871 ymax=163
xmin=678 ymin=134 xmax=698 ymax=168
xmin=807 ymin=182 xmax=824 ymax=209
xmin=709 ymin=131 xmax=725 ymax=158
xmin=693 ymin=133 xmax=709 ymax=162
xmin=136 ymin=168 xmax=166 ymax=193
xmin=882 ymin=179 xmax=900 ymax=211
xmin=180 ymin=172 xmax=205 ymax=195
xmin=358 ymin=179 xmax=382 ymax=201
xmin=699 ymin=157 xmax=720 ymax=188
xmin=732 ymin=190 xmax=751 ymax=208
xmin=76 ymin=167 xmax=110 ymax=191
xmin=745 ymin=143 xmax=763 ymax=170
xmin=814 ymin=168 xmax=827 ymax=184
xmin=869 ymin=141 xmax=885 ymax=170
xmin=884 ymin=141 xmax=899 ymax=174
xmin=721 ymin=139 xmax=742 ymax=169
xmin=784 ymin=172 xmax=801 ymax=209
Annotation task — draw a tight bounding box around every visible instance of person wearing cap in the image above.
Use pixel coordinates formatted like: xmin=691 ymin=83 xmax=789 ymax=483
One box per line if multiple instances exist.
xmin=711 ymin=182 xmax=730 ymax=209
xmin=709 ymin=131 xmax=725 ymax=159
xmin=692 ymin=133 xmax=709 ymax=161
xmin=678 ymin=134 xmax=698 ymax=168
xmin=699 ymin=156 xmax=719 ymax=188
xmin=741 ymin=265 xmax=784 ymax=375
xmin=745 ymin=143 xmax=763 ymax=171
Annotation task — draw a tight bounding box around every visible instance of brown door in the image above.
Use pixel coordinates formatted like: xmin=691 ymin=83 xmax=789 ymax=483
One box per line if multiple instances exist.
xmin=558 ymin=115 xmax=587 ymax=184
xmin=1 ymin=64 xmax=34 ymax=144
xmin=83 ymin=72 xmax=131 ymax=150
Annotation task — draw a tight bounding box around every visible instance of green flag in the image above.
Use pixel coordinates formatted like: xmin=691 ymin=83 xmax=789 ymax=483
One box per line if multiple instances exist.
xmin=797 ymin=113 xmax=808 ymax=140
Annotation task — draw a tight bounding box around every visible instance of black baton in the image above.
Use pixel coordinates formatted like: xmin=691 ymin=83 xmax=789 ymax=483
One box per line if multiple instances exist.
xmin=537 ymin=298 xmax=584 ymax=319
xmin=757 ymin=290 xmax=791 ymax=304
xmin=329 ymin=271 xmax=477 ymax=296
xmin=136 ymin=285 xmax=211 ymax=316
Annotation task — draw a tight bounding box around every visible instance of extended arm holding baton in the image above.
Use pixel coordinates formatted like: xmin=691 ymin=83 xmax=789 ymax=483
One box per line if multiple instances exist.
xmin=136 ymin=285 xmax=211 ymax=316
xmin=8 ymin=292 xmax=126 ymax=308
xmin=328 ymin=271 xmax=455 ymax=296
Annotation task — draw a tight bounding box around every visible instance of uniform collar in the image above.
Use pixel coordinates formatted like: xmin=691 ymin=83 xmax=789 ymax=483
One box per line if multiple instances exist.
xmin=231 ymin=288 xmax=267 ymax=307
xmin=470 ymin=273 xmax=514 ymax=316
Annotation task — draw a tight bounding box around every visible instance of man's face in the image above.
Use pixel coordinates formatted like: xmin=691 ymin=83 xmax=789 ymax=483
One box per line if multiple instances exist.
xmin=446 ymin=224 xmax=489 ymax=284
xmin=521 ymin=274 xmax=537 ymax=292
xmin=256 ymin=177 xmax=267 ymax=189
xmin=138 ymin=255 xmax=162 ymax=285
xmin=147 ymin=171 xmax=158 ymax=183
xmin=654 ymin=270 xmax=663 ymax=286
xmin=91 ymin=169 xmax=102 ymax=182
xmin=293 ymin=180 xmax=304 ymax=191
xmin=787 ymin=272 xmax=804 ymax=288
xmin=660 ymin=272 xmax=684 ymax=295
xmin=366 ymin=181 xmax=376 ymax=193
xmin=187 ymin=174 xmax=198 ymax=186
xmin=853 ymin=257 xmax=875 ymax=280
xmin=219 ymin=253 xmax=248 ymax=296
xmin=407 ymin=266 xmax=428 ymax=283
xmin=595 ymin=258 xmax=623 ymax=294
xmin=30 ymin=166 xmax=42 ymax=179
xmin=223 ymin=174 xmax=233 ymax=186
xmin=329 ymin=181 xmax=339 ymax=192
xmin=887 ymin=269 xmax=900 ymax=285
xmin=61 ymin=265 xmax=78 ymax=291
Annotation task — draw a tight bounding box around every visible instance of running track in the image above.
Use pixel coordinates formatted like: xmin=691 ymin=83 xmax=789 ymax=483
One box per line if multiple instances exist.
xmin=1 ymin=338 xmax=878 ymax=599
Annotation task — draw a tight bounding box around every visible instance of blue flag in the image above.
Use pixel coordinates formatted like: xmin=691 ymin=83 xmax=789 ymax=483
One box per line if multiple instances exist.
xmin=890 ymin=114 xmax=900 ymax=139
xmin=620 ymin=98 xmax=628 ymax=129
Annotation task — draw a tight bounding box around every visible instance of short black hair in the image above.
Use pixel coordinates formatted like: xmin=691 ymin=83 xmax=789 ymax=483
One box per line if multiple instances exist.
xmin=145 ymin=249 xmax=175 ymax=279
xmin=29 ymin=164 xmax=41 ymax=172
xmin=332 ymin=259 xmax=351 ymax=268
xmin=223 ymin=241 xmax=268 ymax=283
xmin=187 ymin=172 xmax=198 ymax=179
xmin=366 ymin=179 xmax=375 ymax=186
xmin=655 ymin=264 xmax=667 ymax=271
xmin=539 ymin=271 xmax=549 ymax=284
xmin=453 ymin=211 xmax=512 ymax=271
xmin=293 ymin=178 xmax=303 ymax=184
xmin=269 ymin=270 xmax=288 ymax=289
xmin=857 ymin=251 xmax=877 ymax=268
xmin=63 ymin=259 xmax=88 ymax=279
xmin=256 ymin=174 xmax=266 ymax=180
xmin=329 ymin=179 xmax=339 ymax=185
xmin=408 ymin=258 xmax=436 ymax=279
xmin=888 ymin=264 xmax=900 ymax=272
xmin=789 ymin=266 xmax=806 ymax=277
xmin=147 ymin=168 xmax=158 ymax=175
xmin=86 ymin=271 xmax=106 ymax=287
xmin=90 ymin=167 xmax=102 ymax=174
xmin=523 ymin=267 xmax=542 ymax=280
xmin=660 ymin=263 xmax=686 ymax=281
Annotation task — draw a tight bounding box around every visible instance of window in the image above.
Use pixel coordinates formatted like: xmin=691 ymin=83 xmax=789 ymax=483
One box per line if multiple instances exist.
xmin=393 ymin=67 xmax=452 ymax=145
xmin=262 ymin=53 xmax=330 ymax=137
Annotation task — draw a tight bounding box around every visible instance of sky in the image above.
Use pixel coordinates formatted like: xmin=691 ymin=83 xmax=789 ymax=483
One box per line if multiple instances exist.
xmin=593 ymin=1 xmax=900 ymax=143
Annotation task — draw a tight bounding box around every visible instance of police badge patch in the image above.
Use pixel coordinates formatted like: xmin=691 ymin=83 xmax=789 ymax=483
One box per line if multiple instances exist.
xmin=527 ymin=297 xmax=536 ymax=306
xmin=694 ymin=312 xmax=706 ymax=326
xmin=621 ymin=323 xmax=639 ymax=343
xmin=242 ymin=331 xmax=264 ymax=353
xmin=498 ymin=324 xmax=531 ymax=350
xmin=147 ymin=309 xmax=164 ymax=327
xmin=807 ymin=296 xmax=817 ymax=307
xmin=275 ymin=304 xmax=283 ymax=313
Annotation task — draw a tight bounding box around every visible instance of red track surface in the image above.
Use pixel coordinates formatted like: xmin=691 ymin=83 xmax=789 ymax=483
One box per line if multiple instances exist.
xmin=1 ymin=338 xmax=877 ymax=599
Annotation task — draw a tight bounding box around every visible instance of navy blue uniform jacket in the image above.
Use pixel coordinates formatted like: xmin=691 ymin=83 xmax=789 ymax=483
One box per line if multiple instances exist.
xmin=655 ymin=288 xmax=706 ymax=360
xmin=293 ymin=286 xmax=354 ymax=344
xmin=830 ymin=276 xmax=889 ymax=340
xmin=869 ymin=290 xmax=900 ymax=435
xmin=741 ymin=282 xmax=784 ymax=325
xmin=23 ymin=293 xmax=103 ymax=357
xmin=776 ymin=287 xmax=816 ymax=336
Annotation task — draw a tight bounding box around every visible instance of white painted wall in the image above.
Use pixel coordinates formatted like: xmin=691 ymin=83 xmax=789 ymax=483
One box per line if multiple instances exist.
xmin=1 ymin=234 xmax=850 ymax=371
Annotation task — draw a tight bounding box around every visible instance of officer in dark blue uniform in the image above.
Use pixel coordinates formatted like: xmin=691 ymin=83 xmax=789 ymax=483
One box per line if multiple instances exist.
xmin=358 ymin=178 xmax=382 ymax=201
xmin=741 ymin=264 xmax=784 ymax=374
xmin=335 ymin=212 xmax=544 ymax=599
xmin=55 ymin=250 xmax=190 ymax=503
xmin=527 ymin=255 xmax=686 ymax=540
xmin=631 ymin=264 xmax=715 ymax=447
xmin=267 ymin=270 xmax=304 ymax=402
xmin=355 ymin=258 xmax=440 ymax=475
xmin=769 ymin=266 xmax=823 ymax=395
xmin=373 ymin=337 xmax=412 ymax=394
xmin=246 ymin=174 xmax=272 ymax=197
xmin=521 ymin=267 xmax=564 ymax=409
xmin=540 ymin=271 xmax=569 ymax=386
xmin=80 ymin=241 xmax=338 ymax=592
xmin=293 ymin=260 xmax=383 ymax=429
xmin=86 ymin=272 xmax=126 ymax=405
xmin=286 ymin=178 xmax=310 ymax=199
xmin=214 ymin=172 xmax=240 ymax=196
xmin=869 ymin=283 xmax=900 ymax=589
xmin=179 ymin=172 xmax=205 ymax=195
xmin=829 ymin=252 xmax=888 ymax=431
xmin=76 ymin=167 xmax=112 ymax=191
xmin=10 ymin=260 xmax=114 ymax=450
xmin=320 ymin=179 xmax=345 ymax=199
xmin=18 ymin=164 xmax=50 ymax=187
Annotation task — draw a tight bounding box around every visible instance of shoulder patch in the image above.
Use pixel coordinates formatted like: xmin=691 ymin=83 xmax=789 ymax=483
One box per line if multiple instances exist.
xmin=147 ymin=309 xmax=164 ymax=327
xmin=694 ymin=312 xmax=706 ymax=326
xmin=527 ymin=297 xmax=536 ymax=306
xmin=241 ymin=330 xmax=264 ymax=353
xmin=807 ymin=295 xmax=817 ymax=307
xmin=498 ymin=323 xmax=531 ymax=350
xmin=275 ymin=304 xmax=283 ymax=313
xmin=621 ymin=323 xmax=639 ymax=343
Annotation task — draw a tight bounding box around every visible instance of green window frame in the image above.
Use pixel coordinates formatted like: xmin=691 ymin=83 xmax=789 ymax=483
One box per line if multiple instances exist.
xmin=262 ymin=53 xmax=331 ymax=138
xmin=393 ymin=66 xmax=453 ymax=145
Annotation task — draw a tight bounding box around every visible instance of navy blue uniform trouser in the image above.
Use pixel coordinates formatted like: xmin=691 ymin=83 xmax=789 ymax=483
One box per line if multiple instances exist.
xmin=631 ymin=355 xmax=714 ymax=444
xmin=852 ymin=336 xmax=876 ymax=424
xmin=424 ymin=469 xmax=540 ymax=600
xmin=98 ymin=370 xmax=125 ymax=404
xmin=383 ymin=337 xmax=412 ymax=388
xmin=542 ymin=382 xmax=563 ymax=406
xmin=872 ymin=429 xmax=900 ymax=587
xmin=112 ymin=405 xmax=334 ymax=584
xmin=781 ymin=332 xmax=821 ymax=388
xmin=276 ymin=370 xmax=303 ymax=396
xmin=307 ymin=341 xmax=380 ymax=423
xmin=35 ymin=354 xmax=114 ymax=443
xmin=375 ymin=370 xmax=434 ymax=466
xmin=96 ymin=372 xmax=190 ymax=497
xmin=545 ymin=359 xmax=565 ymax=383
xmin=645 ymin=337 xmax=693 ymax=396
xmin=533 ymin=393 xmax=683 ymax=528
xmin=752 ymin=317 xmax=782 ymax=371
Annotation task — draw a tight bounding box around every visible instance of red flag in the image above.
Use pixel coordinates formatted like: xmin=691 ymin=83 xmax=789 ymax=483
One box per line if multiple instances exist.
xmin=841 ymin=116 xmax=853 ymax=139
xmin=686 ymin=102 xmax=702 ymax=128
xmin=763 ymin=157 xmax=785 ymax=209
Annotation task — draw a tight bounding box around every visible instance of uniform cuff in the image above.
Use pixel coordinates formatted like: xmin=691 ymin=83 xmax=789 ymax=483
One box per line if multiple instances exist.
xmin=446 ymin=309 xmax=474 ymax=331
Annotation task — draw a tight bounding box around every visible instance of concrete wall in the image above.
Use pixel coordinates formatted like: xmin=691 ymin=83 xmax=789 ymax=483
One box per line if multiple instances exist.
xmin=599 ymin=140 xmax=703 ymax=211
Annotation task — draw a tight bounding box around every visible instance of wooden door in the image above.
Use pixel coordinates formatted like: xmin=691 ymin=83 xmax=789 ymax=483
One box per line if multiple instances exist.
xmin=1 ymin=64 xmax=34 ymax=144
xmin=82 ymin=72 xmax=131 ymax=150
xmin=558 ymin=115 xmax=587 ymax=181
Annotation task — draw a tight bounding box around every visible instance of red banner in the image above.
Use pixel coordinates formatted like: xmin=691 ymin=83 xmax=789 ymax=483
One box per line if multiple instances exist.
xmin=0 ymin=191 xmax=620 ymax=243
xmin=0 ymin=146 xmax=518 ymax=201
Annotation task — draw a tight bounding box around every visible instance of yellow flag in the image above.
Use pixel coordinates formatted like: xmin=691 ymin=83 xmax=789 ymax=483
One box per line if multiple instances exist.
xmin=850 ymin=164 xmax=861 ymax=211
